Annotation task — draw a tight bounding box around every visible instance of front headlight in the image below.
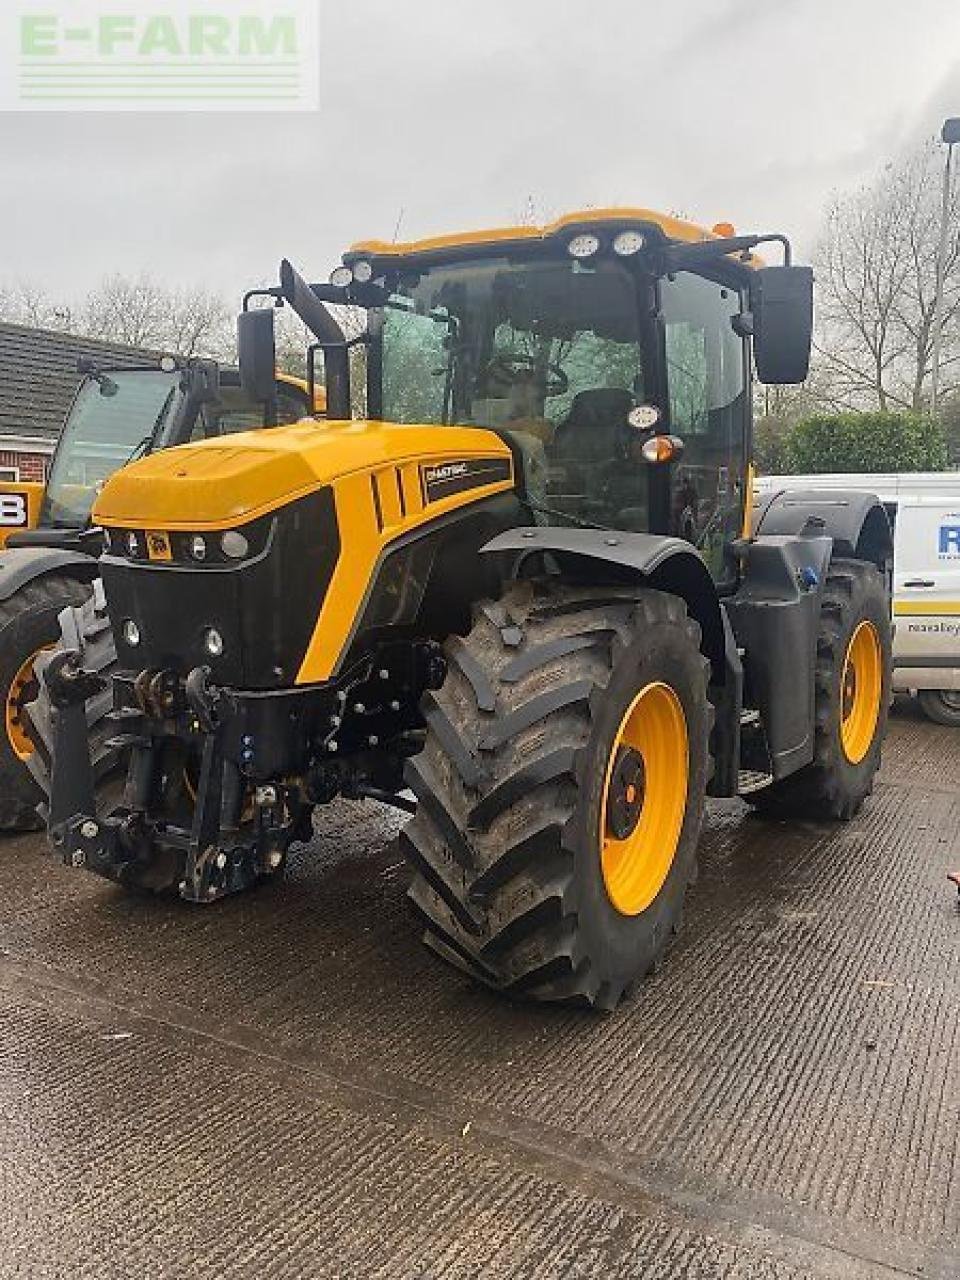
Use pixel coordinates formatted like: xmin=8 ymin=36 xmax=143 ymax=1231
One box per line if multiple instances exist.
xmin=221 ymin=530 xmax=250 ymax=560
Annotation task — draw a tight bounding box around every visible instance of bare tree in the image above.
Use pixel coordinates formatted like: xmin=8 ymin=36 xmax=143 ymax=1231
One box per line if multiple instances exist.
xmin=163 ymin=285 xmax=231 ymax=359
xmin=81 ymin=273 xmax=231 ymax=358
xmin=814 ymin=143 xmax=960 ymax=413
xmin=0 ymin=279 xmax=74 ymax=331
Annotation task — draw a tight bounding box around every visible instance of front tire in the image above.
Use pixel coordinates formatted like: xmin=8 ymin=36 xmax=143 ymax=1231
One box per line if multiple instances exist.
xmin=401 ymin=580 xmax=711 ymax=1011
xmin=747 ymin=558 xmax=890 ymax=821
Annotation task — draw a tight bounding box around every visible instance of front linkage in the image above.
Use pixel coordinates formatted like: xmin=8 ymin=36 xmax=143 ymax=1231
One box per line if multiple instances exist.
xmin=42 ymin=643 xmax=439 ymax=903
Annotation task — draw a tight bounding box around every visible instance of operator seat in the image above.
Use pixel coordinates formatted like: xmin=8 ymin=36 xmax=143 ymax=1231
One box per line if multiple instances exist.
xmin=552 ymin=388 xmax=634 ymax=469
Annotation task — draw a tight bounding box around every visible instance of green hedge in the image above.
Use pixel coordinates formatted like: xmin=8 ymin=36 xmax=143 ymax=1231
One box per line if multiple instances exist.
xmin=766 ymin=412 xmax=948 ymax=475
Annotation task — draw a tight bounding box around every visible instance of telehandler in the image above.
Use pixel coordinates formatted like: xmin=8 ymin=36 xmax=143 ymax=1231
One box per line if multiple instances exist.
xmin=0 ymin=355 xmax=319 ymax=828
xmin=41 ymin=210 xmax=893 ymax=1009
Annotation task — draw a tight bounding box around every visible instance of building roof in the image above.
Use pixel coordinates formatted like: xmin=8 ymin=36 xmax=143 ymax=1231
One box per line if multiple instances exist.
xmin=0 ymin=321 xmax=160 ymax=443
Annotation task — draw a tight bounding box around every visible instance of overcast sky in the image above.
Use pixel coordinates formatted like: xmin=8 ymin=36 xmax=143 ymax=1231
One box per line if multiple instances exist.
xmin=1 ymin=0 xmax=959 ymax=306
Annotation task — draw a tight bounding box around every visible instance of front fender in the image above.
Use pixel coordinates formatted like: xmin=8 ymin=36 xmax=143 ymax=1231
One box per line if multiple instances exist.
xmin=480 ymin=526 xmax=726 ymax=678
xmin=0 ymin=547 xmax=98 ymax=604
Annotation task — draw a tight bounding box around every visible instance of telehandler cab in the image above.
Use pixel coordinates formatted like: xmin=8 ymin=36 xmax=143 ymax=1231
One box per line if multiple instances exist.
xmin=41 ymin=210 xmax=893 ymax=1009
xmin=0 ymin=356 xmax=319 ymax=829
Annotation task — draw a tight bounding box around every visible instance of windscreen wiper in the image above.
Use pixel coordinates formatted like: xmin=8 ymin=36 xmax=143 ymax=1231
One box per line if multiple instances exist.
xmin=137 ymin=386 xmax=180 ymax=458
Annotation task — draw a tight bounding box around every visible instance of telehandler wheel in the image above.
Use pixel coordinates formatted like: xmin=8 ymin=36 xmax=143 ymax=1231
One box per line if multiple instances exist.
xmin=402 ymin=581 xmax=711 ymax=1011
xmin=24 ymin=583 xmax=120 ymax=813
xmin=747 ymin=558 xmax=890 ymax=822
xmin=0 ymin=575 xmax=92 ymax=830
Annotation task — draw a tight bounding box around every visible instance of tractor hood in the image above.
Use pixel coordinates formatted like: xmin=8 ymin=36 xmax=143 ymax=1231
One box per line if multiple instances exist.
xmin=92 ymin=419 xmax=513 ymax=531
xmin=93 ymin=417 xmax=518 ymax=687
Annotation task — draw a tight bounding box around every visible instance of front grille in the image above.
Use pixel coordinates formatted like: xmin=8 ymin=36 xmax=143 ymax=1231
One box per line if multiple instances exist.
xmin=100 ymin=488 xmax=340 ymax=689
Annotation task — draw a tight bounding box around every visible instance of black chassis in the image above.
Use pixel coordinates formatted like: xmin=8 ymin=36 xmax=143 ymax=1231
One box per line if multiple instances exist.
xmin=43 ymin=638 xmax=446 ymax=904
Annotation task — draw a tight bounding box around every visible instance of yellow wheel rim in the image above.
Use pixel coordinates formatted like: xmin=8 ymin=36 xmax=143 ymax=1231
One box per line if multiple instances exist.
xmin=5 ymin=648 xmax=48 ymax=762
xmin=840 ymin=621 xmax=883 ymax=765
xmin=600 ymin=682 xmax=689 ymax=918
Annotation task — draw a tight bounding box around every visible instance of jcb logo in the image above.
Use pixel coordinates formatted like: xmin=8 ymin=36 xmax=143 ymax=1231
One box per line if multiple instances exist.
xmin=939 ymin=524 xmax=960 ymax=557
xmin=0 ymin=494 xmax=28 ymax=527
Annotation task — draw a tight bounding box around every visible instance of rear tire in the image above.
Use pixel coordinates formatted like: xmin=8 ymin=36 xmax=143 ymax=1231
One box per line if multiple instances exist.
xmin=747 ymin=558 xmax=890 ymax=821
xmin=0 ymin=574 xmax=92 ymax=830
xmin=917 ymin=689 xmax=960 ymax=728
xmin=401 ymin=580 xmax=711 ymax=1011
xmin=24 ymin=581 xmax=121 ymax=815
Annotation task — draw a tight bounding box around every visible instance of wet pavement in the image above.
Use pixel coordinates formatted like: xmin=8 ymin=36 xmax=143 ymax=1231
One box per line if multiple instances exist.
xmin=1 ymin=705 xmax=958 ymax=1278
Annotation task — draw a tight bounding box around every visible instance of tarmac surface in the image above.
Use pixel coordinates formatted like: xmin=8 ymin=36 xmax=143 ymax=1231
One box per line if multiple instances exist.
xmin=1 ymin=704 xmax=958 ymax=1279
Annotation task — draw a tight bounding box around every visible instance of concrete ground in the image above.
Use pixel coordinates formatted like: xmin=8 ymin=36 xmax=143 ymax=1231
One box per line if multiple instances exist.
xmin=1 ymin=706 xmax=958 ymax=1279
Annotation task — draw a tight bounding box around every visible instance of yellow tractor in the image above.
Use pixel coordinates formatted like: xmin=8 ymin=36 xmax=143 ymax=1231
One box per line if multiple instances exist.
xmin=41 ymin=210 xmax=892 ymax=1009
xmin=0 ymin=357 xmax=321 ymax=828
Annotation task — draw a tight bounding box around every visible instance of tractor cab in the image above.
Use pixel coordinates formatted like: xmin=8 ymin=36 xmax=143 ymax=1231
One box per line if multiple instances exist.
xmin=242 ymin=209 xmax=813 ymax=586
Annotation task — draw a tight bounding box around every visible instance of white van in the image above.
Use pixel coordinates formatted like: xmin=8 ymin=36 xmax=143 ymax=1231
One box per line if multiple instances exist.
xmin=756 ymin=472 xmax=960 ymax=726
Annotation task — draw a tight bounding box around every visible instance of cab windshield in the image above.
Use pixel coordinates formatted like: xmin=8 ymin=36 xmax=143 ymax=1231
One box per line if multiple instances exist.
xmin=380 ymin=257 xmax=650 ymax=529
xmin=41 ymin=370 xmax=182 ymax=527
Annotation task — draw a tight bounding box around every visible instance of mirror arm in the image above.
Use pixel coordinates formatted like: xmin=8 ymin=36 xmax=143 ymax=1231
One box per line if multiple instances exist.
xmin=242 ymin=286 xmax=283 ymax=312
xmin=663 ymin=232 xmax=793 ymax=271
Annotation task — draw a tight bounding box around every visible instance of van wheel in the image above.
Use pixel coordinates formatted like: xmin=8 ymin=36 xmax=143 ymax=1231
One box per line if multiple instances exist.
xmin=747 ymin=559 xmax=891 ymax=821
xmin=401 ymin=580 xmax=711 ymax=1011
xmin=917 ymin=689 xmax=960 ymax=728
xmin=0 ymin=575 xmax=92 ymax=830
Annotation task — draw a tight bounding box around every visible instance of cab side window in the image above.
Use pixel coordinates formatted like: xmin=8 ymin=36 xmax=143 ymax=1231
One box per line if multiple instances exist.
xmin=661 ymin=272 xmax=748 ymax=579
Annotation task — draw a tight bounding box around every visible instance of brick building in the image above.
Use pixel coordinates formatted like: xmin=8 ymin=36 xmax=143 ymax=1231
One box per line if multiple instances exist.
xmin=0 ymin=322 xmax=158 ymax=483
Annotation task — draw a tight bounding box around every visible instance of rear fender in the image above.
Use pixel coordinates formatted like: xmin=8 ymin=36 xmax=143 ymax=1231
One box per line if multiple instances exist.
xmin=754 ymin=488 xmax=892 ymax=571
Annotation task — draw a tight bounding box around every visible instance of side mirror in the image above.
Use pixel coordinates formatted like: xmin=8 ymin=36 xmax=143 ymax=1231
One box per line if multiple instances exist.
xmin=751 ymin=265 xmax=813 ymax=385
xmin=238 ymin=307 xmax=277 ymax=403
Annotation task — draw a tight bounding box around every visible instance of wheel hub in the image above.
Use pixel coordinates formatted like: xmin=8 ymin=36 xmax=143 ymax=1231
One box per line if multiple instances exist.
xmin=599 ymin=681 xmax=689 ymax=918
xmin=840 ymin=620 xmax=882 ymax=765
xmin=605 ymin=747 xmax=646 ymax=840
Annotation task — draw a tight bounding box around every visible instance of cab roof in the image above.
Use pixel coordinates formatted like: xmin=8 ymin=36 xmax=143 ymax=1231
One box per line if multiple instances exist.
xmin=347 ymin=207 xmax=760 ymax=267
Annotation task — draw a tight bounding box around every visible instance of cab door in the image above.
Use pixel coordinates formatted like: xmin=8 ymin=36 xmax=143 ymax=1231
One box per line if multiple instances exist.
xmin=893 ymin=496 xmax=960 ymax=684
xmin=660 ymin=270 xmax=749 ymax=587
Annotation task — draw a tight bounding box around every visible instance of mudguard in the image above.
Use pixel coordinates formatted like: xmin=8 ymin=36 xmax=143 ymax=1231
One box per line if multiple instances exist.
xmin=754 ymin=488 xmax=893 ymax=569
xmin=480 ymin=526 xmax=727 ymax=678
xmin=0 ymin=546 xmax=99 ymax=604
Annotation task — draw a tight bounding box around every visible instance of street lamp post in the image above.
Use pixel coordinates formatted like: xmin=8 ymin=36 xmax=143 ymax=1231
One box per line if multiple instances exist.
xmin=931 ymin=117 xmax=960 ymax=416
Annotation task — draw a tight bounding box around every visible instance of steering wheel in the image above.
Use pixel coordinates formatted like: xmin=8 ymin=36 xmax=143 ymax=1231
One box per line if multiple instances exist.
xmin=483 ymin=353 xmax=569 ymax=397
